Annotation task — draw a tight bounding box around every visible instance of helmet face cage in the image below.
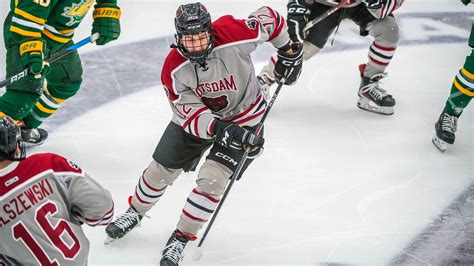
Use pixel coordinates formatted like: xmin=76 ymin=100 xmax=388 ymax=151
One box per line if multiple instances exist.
xmin=174 ymin=2 xmax=214 ymax=64
xmin=0 ymin=117 xmax=24 ymax=161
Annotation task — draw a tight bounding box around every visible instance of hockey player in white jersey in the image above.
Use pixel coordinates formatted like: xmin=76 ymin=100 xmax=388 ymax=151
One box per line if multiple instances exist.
xmin=0 ymin=116 xmax=114 ymax=265
xmin=259 ymin=0 xmax=403 ymax=115
xmin=105 ymin=2 xmax=303 ymax=265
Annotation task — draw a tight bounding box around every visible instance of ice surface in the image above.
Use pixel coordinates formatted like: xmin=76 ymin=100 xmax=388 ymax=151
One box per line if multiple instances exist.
xmin=1 ymin=1 xmax=473 ymax=265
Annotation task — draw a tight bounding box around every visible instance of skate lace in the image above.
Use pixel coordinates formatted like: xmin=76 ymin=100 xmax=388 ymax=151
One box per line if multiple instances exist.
xmin=162 ymin=239 xmax=186 ymax=264
xmin=441 ymin=113 xmax=457 ymax=133
xmin=360 ymin=73 xmax=388 ymax=101
xmin=114 ymin=210 xmax=142 ymax=230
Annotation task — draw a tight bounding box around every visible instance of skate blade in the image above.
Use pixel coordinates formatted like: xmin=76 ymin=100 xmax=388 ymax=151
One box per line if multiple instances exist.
xmin=357 ymin=98 xmax=394 ymax=115
xmin=104 ymin=236 xmax=117 ymax=245
xmin=22 ymin=140 xmax=46 ymax=147
xmin=432 ymin=135 xmax=449 ymax=153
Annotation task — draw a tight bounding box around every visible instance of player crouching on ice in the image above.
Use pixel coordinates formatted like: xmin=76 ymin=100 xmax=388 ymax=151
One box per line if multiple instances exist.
xmin=258 ymin=0 xmax=403 ymax=115
xmin=0 ymin=116 xmax=114 ymax=265
xmin=105 ymin=2 xmax=302 ymax=265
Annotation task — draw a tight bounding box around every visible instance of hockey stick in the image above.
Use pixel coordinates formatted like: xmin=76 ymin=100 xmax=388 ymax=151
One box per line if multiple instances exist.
xmin=0 ymin=33 xmax=100 ymax=88
xmin=303 ymin=0 xmax=352 ymax=35
xmin=193 ymin=78 xmax=286 ymax=261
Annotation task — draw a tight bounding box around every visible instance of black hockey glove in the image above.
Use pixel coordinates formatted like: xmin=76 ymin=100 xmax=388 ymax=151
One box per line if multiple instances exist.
xmin=287 ymin=0 xmax=311 ymax=43
xmin=274 ymin=42 xmax=303 ymax=85
xmin=213 ymin=119 xmax=264 ymax=150
xmin=362 ymin=0 xmax=386 ymax=9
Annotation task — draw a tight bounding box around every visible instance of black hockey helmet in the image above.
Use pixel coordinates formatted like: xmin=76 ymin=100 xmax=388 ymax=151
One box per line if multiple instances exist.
xmin=0 ymin=117 xmax=25 ymax=161
xmin=174 ymin=2 xmax=215 ymax=65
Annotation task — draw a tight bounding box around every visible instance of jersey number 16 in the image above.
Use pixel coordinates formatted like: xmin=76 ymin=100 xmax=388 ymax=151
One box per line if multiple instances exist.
xmin=12 ymin=201 xmax=81 ymax=266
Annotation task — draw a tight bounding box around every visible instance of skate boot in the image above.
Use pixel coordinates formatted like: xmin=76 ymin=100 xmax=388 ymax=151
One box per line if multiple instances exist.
xmin=258 ymin=71 xmax=276 ymax=102
xmin=357 ymin=64 xmax=396 ymax=115
xmin=432 ymin=110 xmax=458 ymax=152
xmin=160 ymin=230 xmax=196 ymax=266
xmin=21 ymin=127 xmax=48 ymax=146
xmin=104 ymin=207 xmax=143 ymax=244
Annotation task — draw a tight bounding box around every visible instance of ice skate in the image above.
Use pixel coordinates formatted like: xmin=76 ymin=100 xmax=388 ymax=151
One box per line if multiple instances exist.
xmin=160 ymin=230 xmax=195 ymax=266
xmin=357 ymin=64 xmax=396 ymax=115
xmin=104 ymin=207 xmax=143 ymax=244
xmin=432 ymin=110 xmax=458 ymax=152
xmin=21 ymin=127 xmax=48 ymax=146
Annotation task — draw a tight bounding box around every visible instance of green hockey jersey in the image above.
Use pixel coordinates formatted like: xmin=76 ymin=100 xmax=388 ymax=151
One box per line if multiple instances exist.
xmin=6 ymin=0 xmax=117 ymax=45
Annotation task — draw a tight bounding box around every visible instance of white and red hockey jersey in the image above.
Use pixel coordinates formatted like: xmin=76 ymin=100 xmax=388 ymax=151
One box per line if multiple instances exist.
xmin=161 ymin=6 xmax=290 ymax=139
xmin=0 ymin=153 xmax=114 ymax=266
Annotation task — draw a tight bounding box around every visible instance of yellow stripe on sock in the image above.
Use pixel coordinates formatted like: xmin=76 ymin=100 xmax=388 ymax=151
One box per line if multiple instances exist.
xmin=461 ymin=67 xmax=474 ymax=80
xmin=35 ymin=102 xmax=56 ymax=114
xmin=14 ymin=8 xmax=46 ymax=25
xmin=43 ymin=29 xmax=71 ymax=43
xmin=453 ymin=78 xmax=474 ymax=97
xmin=10 ymin=26 xmax=41 ymax=37
xmin=51 ymin=96 xmax=65 ymax=103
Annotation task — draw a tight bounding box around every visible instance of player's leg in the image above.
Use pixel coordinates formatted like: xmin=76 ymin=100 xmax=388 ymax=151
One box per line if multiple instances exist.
xmin=105 ymin=122 xmax=212 ymax=243
xmin=160 ymin=128 xmax=262 ymax=264
xmin=433 ymin=24 xmax=474 ymax=152
xmin=351 ymin=8 xmax=399 ymax=115
xmin=21 ymin=43 xmax=83 ymax=145
xmin=0 ymin=40 xmax=44 ymax=142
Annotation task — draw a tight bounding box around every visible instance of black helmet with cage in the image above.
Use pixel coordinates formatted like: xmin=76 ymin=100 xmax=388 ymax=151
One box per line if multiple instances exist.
xmin=174 ymin=2 xmax=214 ymax=65
xmin=0 ymin=117 xmax=25 ymax=161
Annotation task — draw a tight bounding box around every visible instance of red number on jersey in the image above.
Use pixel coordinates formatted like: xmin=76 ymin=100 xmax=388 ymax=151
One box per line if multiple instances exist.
xmin=12 ymin=201 xmax=81 ymax=264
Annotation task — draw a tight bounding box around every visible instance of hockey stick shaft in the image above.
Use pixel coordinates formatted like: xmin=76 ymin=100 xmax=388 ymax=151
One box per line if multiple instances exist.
xmin=303 ymin=0 xmax=352 ymax=33
xmin=197 ymin=79 xmax=286 ymax=249
xmin=0 ymin=33 xmax=99 ymax=88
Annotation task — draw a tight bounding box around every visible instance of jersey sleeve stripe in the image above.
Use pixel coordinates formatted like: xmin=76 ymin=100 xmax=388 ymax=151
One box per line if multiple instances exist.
xmin=194 ymin=115 xmax=200 ymax=137
xmin=83 ymin=205 xmax=114 ymax=224
xmin=10 ymin=25 xmax=41 ymax=38
xmin=14 ymin=8 xmax=46 ymax=25
xmin=182 ymin=106 xmax=209 ymax=128
xmin=43 ymin=28 xmax=71 ymax=43
xmin=11 ymin=17 xmax=43 ymax=30
xmin=207 ymin=119 xmax=215 ymax=136
xmin=232 ymin=94 xmax=263 ymax=121
xmin=233 ymin=108 xmax=265 ymax=125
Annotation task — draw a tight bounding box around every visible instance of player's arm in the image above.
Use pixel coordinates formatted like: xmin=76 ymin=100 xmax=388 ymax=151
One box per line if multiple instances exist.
xmin=164 ymin=84 xmax=217 ymax=139
xmin=161 ymin=59 xmax=217 ymax=139
xmin=10 ymin=0 xmax=53 ymax=76
xmin=249 ymin=6 xmax=304 ymax=85
xmin=52 ymin=156 xmax=114 ymax=226
xmin=68 ymin=172 xmax=114 ymax=226
xmin=362 ymin=0 xmax=404 ymax=19
xmin=92 ymin=0 xmax=121 ymax=45
xmin=248 ymin=6 xmax=291 ymax=50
